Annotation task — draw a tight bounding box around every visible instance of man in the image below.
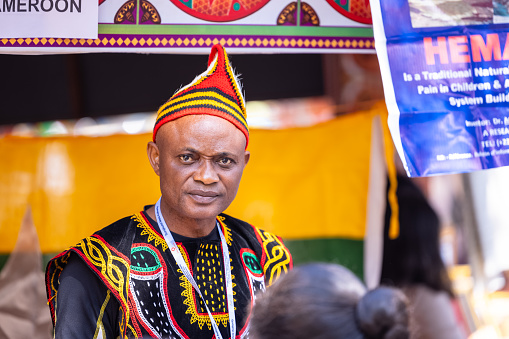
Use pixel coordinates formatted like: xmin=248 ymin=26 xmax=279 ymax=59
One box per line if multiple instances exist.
xmin=46 ymin=44 xmax=293 ymax=339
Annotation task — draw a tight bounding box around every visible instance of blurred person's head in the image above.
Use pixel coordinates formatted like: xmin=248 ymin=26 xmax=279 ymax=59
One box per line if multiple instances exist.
xmin=250 ymin=263 xmax=410 ymax=339
xmin=381 ymin=175 xmax=453 ymax=295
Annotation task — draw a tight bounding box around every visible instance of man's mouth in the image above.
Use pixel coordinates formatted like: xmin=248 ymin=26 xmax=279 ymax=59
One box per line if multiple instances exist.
xmin=188 ymin=190 xmax=220 ymax=204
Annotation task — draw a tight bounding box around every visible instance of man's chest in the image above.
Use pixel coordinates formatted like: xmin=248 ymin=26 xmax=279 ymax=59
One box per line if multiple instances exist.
xmin=126 ymin=235 xmax=265 ymax=339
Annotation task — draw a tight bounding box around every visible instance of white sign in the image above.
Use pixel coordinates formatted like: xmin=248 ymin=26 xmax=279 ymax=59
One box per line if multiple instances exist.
xmin=0 ymin=0 xmax=98 ymax=38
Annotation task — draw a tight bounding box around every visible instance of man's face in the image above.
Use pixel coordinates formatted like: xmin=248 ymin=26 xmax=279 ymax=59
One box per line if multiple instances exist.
xmin=149 ymin=115 xmax=250 ymax=222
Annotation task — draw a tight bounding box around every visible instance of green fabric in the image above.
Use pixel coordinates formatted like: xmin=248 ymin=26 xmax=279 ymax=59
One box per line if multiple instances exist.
xmin=1 ymin=239 xmax=364 ymax=280
xmin=285 ymin=238 xmax=364 ymax=280
xmin=0 ymin=253 xmax=58 ymax=272
xmin=0 ymin=255 xmax=8 ymax=272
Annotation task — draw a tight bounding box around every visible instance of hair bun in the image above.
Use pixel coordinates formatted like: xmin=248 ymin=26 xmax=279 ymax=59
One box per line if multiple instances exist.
xmin=355 ymin=286 xmax=410 ymax=339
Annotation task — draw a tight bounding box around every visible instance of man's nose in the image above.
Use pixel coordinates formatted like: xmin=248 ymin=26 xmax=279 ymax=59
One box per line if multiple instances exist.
xmin=194 ymin=160 xmax=219 ymax=185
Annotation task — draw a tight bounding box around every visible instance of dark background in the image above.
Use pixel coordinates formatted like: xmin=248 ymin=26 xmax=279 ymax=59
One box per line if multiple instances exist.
xmin=0 ymin=53 xmax=325 ymax=125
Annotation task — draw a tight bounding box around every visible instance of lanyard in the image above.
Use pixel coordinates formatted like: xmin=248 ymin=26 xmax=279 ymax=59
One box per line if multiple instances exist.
xmin=155 ymin=198 xmax=236 ymax=339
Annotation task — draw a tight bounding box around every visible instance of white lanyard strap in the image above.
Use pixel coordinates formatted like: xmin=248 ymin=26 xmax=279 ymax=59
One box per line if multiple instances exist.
xmin=155 ymin=198 xmax=236 ymax=339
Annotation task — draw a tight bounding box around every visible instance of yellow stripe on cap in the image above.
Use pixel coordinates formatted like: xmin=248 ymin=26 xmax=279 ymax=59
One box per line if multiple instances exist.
xmin=158 ymin=91 xmax=246 ymax=126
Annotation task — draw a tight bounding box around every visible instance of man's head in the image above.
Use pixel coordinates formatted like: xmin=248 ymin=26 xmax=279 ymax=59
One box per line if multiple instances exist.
xmin=148 ymin=45 xmax=250 ymax=222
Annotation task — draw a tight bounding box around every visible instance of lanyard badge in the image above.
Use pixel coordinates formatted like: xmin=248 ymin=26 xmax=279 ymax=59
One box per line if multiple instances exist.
xmin=155 ymin=198 xmax=236 ymax=339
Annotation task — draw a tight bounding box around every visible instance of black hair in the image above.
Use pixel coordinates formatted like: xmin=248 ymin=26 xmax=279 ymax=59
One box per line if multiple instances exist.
xmin=249 ymin=263 xmax=410 ymax=339
xmin=381 ymin=175 xmax=453 ymax=296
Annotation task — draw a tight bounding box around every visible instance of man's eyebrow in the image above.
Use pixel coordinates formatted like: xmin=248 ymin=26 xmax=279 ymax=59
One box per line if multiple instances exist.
xmin=217 ymin=152 xmax=237 ymax=158
xmin=179 ymin=148 xmax=237 ymax=158
xmin=180 ymin=147 xmax=198 ymax=153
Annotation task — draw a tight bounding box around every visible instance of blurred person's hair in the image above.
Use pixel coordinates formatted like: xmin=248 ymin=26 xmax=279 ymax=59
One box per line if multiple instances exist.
xmin=381 ymin=175 xmax=453 ymax=296
xmin=249 ymin=263 xmax=410 ymax=339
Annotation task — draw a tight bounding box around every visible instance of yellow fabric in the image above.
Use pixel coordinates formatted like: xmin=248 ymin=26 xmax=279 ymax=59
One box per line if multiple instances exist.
xmin=0 ymin=134 xmax=159 ymax=253
xmin=378 ymin=101 xmax=400 ymax=239
xmin=227 ymin=109 xmax=376 ymax=240
xmin=0 ymin=104 xmax=392 ymax=253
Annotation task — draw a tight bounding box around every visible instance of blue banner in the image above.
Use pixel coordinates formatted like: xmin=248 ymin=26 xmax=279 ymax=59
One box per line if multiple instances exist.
xmin=371 ymin=0 xmax=509 ymax=177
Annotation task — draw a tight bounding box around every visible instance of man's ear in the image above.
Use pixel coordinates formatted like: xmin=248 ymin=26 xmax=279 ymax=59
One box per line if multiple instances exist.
xmin=147 ymin=141 xmax=161 ymax=176
xmin=244 ymin=150 xmax=250 ymax=167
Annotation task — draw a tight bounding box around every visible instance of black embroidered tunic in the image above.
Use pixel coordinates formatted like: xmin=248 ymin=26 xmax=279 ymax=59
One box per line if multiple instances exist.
xmin=46 ymin=210 xmax=293 ymax=339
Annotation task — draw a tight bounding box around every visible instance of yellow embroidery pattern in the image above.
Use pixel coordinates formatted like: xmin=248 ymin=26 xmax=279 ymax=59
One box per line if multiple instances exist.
xmin=127 ymin=323 xmax=138 ymax=338
xmin=257 ymin=229 xmax=291 ymax=286
xmin=217 ymin=216 xmax=232 ymax=246
xmin=93 ymin=290 xmax=111 ymax=339
xmin=77 ymin=236 xmax=131 ymax=334
xmin=132 ymin=213 xmax=168 ymax=251
xmin=121 ymin=307 xmax=139 ymax=339
xmin=50 ymin=251 xmax=71 ymax=295
xmin=179 ymin=242 xmax=236 ymax=330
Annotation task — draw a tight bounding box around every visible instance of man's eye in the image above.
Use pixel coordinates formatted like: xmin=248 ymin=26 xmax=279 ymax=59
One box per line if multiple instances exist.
xmin=219 ymin=158 xmax=233 ymax=166
xmin=179 ymin=154 xmax=193 ymax=162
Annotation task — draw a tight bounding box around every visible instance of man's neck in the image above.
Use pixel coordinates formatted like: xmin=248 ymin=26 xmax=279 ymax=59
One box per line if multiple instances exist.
xmin=145 ymin=205 xmax=217 ymax=238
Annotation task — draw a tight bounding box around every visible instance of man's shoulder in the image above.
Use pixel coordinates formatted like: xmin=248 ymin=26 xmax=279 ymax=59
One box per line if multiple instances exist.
xmin=219 ymin=213 xmax=293 ymax=286
xmin=219 ymin=213 xmax=281 ymax=242
xmin=219 ymin=213 xmax=252 ymax=229
xmin=63 ymin=213 xmax=139 ymax=264
xmin=219 ymin=212 xmax=263 ymax=242
xmin=45 ymin=212 xmax=142 ymax=326
xmin=92 ymin=213 xmax=139 ymax=243
xmin=49 ymin=212 xmax=142 ymax=269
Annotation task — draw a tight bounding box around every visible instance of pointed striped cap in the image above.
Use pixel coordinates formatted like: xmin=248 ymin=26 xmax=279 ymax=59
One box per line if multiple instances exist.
xmin=153 ymin=44 xmax=248 ymax=147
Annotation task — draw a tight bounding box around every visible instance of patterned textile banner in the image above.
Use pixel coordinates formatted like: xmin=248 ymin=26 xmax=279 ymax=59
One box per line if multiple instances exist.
xmin=372 ymin=0 xmax=509 ymax=177
xmin=0 ymin=0 xmax=374 ymax=53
